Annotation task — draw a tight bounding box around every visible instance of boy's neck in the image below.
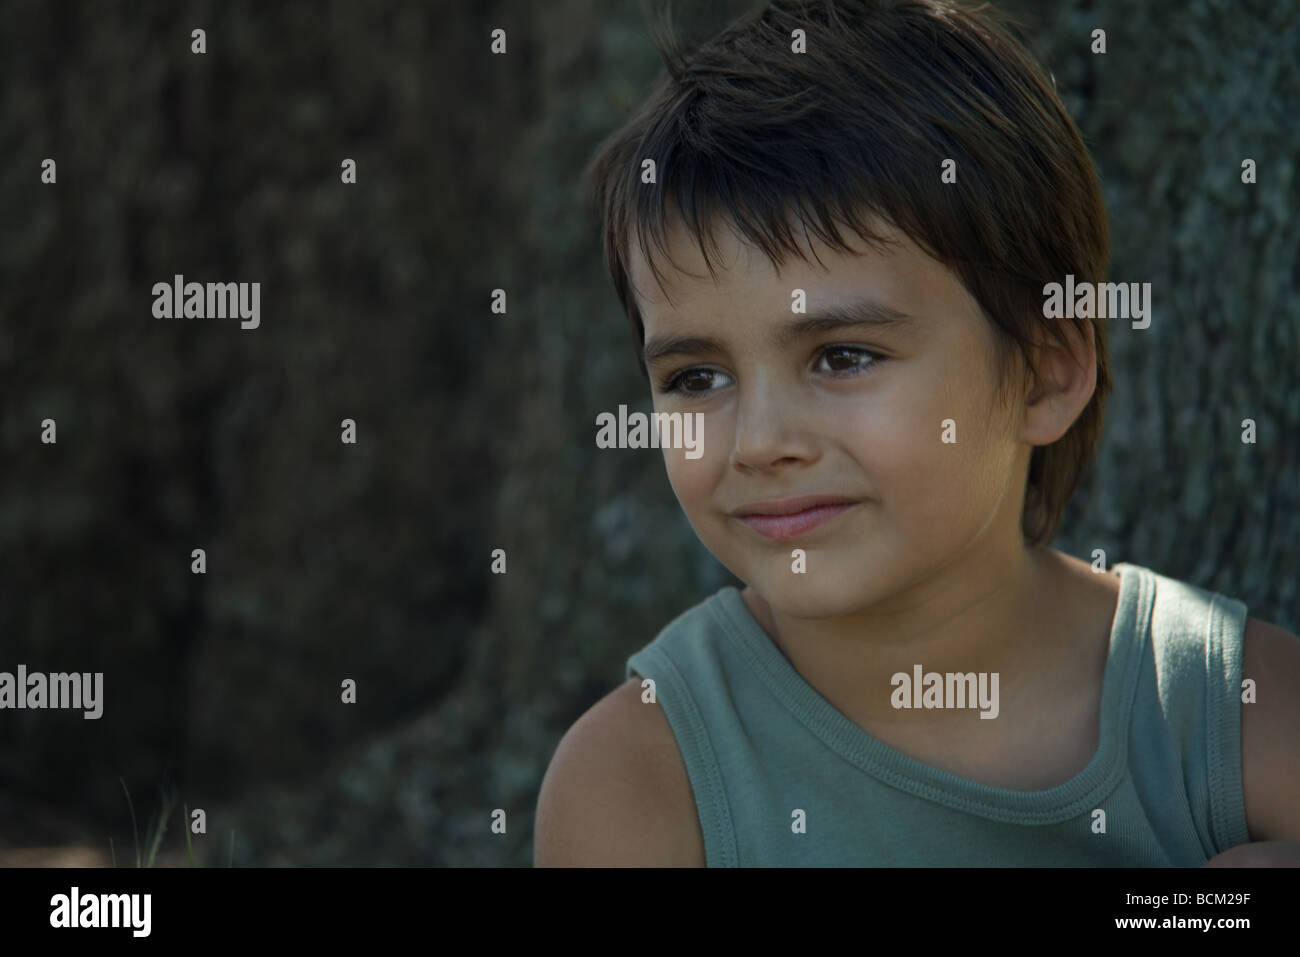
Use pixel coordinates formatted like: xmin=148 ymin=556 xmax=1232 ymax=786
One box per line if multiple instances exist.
xmin=740 ymin=541 xmax=1107 ymax=735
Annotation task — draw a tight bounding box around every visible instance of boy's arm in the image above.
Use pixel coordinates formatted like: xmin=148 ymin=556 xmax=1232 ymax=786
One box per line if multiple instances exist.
xmin=1203 ymin=617 xmax=1300 ymax=866
xmin=533 ymin=679 xmax=706 ymax=867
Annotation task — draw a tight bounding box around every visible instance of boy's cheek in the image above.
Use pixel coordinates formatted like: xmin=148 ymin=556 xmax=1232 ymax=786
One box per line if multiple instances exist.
xmin=846 ymin=419 xmax=969 ymax=510
xmin=662 ymin=439 xmax=716 ymax=484
xmin=662 ymin=450 xmax=723 ymax=533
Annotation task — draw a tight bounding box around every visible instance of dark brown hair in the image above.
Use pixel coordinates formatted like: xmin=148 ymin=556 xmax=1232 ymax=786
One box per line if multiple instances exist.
xmin=582 ymin=0 xmax=1111 ymax=545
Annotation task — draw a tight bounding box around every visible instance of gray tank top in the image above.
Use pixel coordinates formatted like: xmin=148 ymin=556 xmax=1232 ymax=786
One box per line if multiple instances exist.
xmin=625 ymin=562 xmax=1250 ymax=865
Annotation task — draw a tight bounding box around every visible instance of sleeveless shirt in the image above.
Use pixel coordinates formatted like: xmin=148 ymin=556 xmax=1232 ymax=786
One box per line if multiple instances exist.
xmin=624 ymin=562 xmax=1250 ymax=865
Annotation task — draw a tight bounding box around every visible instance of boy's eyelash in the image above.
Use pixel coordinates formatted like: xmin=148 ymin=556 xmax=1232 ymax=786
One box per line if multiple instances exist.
xmin=658 ymin=345 xmax=886 ymax=395
xmin=657 ymin=368 xmax=717 ymax=394
xmin=817 ymin=344 xmax=886 ymax=375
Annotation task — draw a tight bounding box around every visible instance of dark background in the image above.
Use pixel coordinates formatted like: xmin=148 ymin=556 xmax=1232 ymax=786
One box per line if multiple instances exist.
xmin=0 ymin=0 xmax=1295 ymax=866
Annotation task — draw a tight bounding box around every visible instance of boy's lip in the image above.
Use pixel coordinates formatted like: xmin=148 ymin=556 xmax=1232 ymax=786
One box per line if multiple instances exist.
xmin=731 ymin=494 xmax=864 ymax=541
xmin=732 ymin=493 xmax=863 ymax=517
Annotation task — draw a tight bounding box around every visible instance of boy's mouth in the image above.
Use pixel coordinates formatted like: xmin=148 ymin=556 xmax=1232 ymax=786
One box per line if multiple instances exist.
xmin=731 ymin=494 xmax=863 ymax=541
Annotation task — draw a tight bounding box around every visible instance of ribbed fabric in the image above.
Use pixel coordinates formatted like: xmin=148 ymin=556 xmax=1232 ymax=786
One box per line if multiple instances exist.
xmin=625 ymin=563 xmax=1251 ymax=866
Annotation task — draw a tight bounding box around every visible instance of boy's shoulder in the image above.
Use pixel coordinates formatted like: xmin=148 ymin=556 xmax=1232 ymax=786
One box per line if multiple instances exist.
xmin=533 ymin=677 xmax=706 ymax=866
xmin=1120 ymin=556 xmax=1300 ymax=846
xmin=1238 ymin=615 xmax=1300 ymax=843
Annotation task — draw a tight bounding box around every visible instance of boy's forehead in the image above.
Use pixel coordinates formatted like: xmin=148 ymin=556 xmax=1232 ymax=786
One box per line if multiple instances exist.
xmin=628 ymin=212 xmax=968 ymax=331
xmin=626 ymin=213 xmax=762 ymax=311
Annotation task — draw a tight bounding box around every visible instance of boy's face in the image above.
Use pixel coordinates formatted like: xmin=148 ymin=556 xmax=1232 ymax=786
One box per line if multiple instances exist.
xmin=631 ymin=215 xmax=1033 ymax=620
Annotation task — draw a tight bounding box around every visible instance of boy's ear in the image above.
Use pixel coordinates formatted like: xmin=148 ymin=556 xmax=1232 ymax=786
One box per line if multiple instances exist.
xmin=1019 ymin=320 xmax=1097 ymax=446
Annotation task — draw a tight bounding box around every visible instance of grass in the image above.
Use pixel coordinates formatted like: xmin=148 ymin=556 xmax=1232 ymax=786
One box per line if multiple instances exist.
xmin=112 ymin=778 xmax=236 ymax=867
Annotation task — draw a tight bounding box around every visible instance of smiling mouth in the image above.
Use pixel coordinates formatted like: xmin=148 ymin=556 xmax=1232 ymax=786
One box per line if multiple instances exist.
xmin=733 ymin=500 xmax=863 ymax=541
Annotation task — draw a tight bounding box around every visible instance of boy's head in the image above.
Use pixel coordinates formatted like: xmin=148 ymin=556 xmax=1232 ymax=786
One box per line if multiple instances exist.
xmin=583 ymin=0 xmax=1111 ymax=614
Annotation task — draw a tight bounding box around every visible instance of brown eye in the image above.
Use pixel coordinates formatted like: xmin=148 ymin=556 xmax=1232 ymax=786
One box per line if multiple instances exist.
xmin=663 ymin=367 xmax=734 ymax=395
xmin=681 ymin=370 xmax=716 ymax=391
xmin=816 ymin=346 xmax=881 ymax=375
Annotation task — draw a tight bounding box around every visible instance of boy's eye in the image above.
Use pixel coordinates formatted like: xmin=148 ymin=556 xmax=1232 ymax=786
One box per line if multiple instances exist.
xmin=815 ymin=345 xmax=883 ymax=375
xmin=660 ymin=347 xmax=883 ymax=394
xmin=663 ymin=367 xmax=734 ymax=395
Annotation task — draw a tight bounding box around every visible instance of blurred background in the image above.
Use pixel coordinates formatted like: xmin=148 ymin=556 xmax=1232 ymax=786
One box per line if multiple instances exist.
xmin=0 ymin=0 xmax=1295 ymax=866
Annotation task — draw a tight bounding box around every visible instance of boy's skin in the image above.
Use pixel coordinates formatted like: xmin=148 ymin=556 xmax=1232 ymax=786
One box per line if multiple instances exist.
xmin=534 ymin=211 xmax=1300 ymax=866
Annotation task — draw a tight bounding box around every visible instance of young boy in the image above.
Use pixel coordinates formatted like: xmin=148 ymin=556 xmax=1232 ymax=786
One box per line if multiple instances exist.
xmin=535 ymin=0 xmax=1300 ymax=866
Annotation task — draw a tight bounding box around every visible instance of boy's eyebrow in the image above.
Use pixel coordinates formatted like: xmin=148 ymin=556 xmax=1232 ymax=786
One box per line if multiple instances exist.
xmin=642 ymin=297 xmax=916 ymax=366
xmin=642 ymin=333 xmax=727 ymax=366
xmin=774 ymin=298 xmax=915 ymax=347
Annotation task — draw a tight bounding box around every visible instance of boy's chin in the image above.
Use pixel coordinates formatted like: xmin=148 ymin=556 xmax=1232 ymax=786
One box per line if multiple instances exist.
xmin=745 ymin=573 xmax=880 ymax=622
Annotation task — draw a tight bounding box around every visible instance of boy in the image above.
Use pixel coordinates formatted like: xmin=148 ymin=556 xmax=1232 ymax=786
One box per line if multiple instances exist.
xmin=535 ymin=0 xmax=1300 ymax=865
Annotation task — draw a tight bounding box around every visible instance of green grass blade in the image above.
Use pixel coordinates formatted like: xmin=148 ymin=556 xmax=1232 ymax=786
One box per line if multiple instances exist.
xmin=119 ymin=777 xmax=140 ymax=868
xmin=143 ymin=786 xmax=173 ymax=868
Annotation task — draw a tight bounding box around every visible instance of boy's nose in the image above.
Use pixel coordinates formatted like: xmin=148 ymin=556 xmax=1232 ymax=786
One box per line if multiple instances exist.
xmin=728 ymin=383 xmax=817 ymax=472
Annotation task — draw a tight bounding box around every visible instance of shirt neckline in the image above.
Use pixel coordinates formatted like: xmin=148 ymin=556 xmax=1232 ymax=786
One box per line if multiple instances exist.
xmin=707 ymin=562 xmax=1153 ymax=823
